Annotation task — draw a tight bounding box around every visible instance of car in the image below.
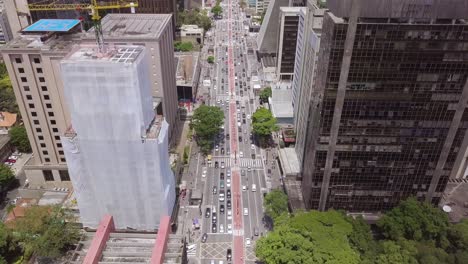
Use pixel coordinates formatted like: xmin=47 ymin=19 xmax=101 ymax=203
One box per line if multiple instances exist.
xmin=242 ymin=113 xmax=246 ymax=118
xmin=227 ymin=224 xmax=233 ymax=234
xmin=226 ymin=178 xmax=231 ymax=188
xmin=213 ymin=186 xmax=217 ymax=195
xmin=205 ymin=207 xmax=211 ymax=218
xmin=220 ymin=172 xmax=225 ymax=180
xmin=268 ymin=169 xmax=272 ymax=174
xmin=239 ymin=151 xmax=244 ymax=158
xmin=227 ymin=171 xmax=231 ymax=177
xmin=215 ymin=145 xmax=219 ymax=151
xmin=212 ymin=223 xmax=217 ymax=233
xmin=242 ymin=185 xmax=247 ymax=191
xmin=221 ymin=161 xmax=225 ymax=169
xmin=247 ymin=166 xmax=251 ymax=172
xmin=227 ymin=199 xmax=232 ymax=209
xmin=202 ymin=233 xmax=208 ymax=243
xmin=202 ymin=167 xmax=207 ymax=178
xmin=251 ymin=144 xmax=255 ymax=149
xmin=227 ymin=210 xmax=232 ymax=220
xmin=239 ymin=136 xmax=242 ymax=142
xmin=254 ymin=227 xmax=259 ymax=236
xmin=221 ymin=148 xmax=225 ymax=154
xmin=244 ymin=208 xmax=249 ymax=216
xmin=227 ymin=248 xmax=232 ymax=261
xmin=243 ymin=119 xmax=246 ymax=124
xmin=8 ymin=156 xmax=18 ymax=161
xmin=220 ymin=224 xmax=224 ymax=233
xmin=252 ymin=184 xmax=256 ymax=191
xmin=245 ymin=238 xmax=251 ymax=247
xmin=220 ymin=204 xmax=225 ymax=214
xmin=241 ymin=170 xmax=246 ymax=176
xmin=215 ymin=161 xmax=219 ymax=168
xmin=226 ymin=133 xmax=230 ymax=139
xmin=212 ymin=212 xmax=217 ymax=223
xmin=227 ymin=189 xmax=231 ymax=198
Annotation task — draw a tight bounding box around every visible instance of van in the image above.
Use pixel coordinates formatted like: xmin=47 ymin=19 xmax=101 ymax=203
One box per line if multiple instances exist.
xmin=252 ymin=184 xmax=256 ymax=192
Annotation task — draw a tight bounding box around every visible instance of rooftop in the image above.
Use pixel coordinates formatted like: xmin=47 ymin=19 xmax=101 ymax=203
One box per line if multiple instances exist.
xmin=175 ymin=52 xmax=200 ymax=86
xmin=271 ymin=87 xmax=293 ymax=118
xmin=0 ymin=112 xmax=17 ymax=128
xmin=261 ymin=55 xmax=276 ymax=68
xmin=23 ymin=19 xmax=80 ymax=33
xmin=64 ymin=45 xmax=144 ymax=64
xmin=278 ymin=148 xmax=301 ymax=176
xmin=86 ymin=14 xmax=172 ymax=40
xmin=146 ymin=115 xmax=164 ymax=139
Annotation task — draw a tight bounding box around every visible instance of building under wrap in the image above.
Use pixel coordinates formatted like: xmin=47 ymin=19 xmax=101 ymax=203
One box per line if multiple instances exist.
xmin=60 ymin=45 xmax=175 ymax=230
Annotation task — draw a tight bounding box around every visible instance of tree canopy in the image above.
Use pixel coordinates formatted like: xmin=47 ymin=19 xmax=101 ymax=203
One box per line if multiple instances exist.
xmin=211 ymin=5 xmax=223 ymax=17
xmin=177 ymin=9 xmax=212 ymax=31
xmin=174 ymin=41 xmax=194 ymax=52
xmin=9 ymin=126 xmax=32 ymax=153
xmin=207 ymin=56 xmax=215 ymax=64
xmin=264 ymin=189 xmax=288 ymax=220
xmin=191 ymin=105 xmax=224 ymax=153
xmin=251 ymin=107 xmax=279 ymax=137
xmin=0 ymin=164 xmax=14 ymax=190
xmin=259 ymin=87 xmax=272 ymax=103
xmin=0 ymin=64 xmax=18 ymax=114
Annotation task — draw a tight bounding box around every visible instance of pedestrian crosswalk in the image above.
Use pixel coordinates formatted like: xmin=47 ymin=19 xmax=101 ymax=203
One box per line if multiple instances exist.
xmin=208 ymin=157 xmax=263 ymax=168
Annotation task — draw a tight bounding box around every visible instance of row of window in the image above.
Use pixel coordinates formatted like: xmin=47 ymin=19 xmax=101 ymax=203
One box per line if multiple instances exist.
xmin=43 ymin=170 xmax=70 ymax=182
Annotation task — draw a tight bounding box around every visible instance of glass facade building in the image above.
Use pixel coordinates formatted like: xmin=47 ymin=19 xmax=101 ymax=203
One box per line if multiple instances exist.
xmin=302 ymin=0 xmax=468 ymax=211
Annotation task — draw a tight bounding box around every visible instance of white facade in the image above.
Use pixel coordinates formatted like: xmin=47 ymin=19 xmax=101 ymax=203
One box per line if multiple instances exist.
xmin=291 ymin=7 xmax=306 ymax=112
xmin=60 ymin=45 xmax=175 ymax=230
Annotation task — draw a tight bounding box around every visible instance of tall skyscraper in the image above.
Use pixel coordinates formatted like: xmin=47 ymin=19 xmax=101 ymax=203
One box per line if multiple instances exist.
xmin=60 ymin=45 xmax=175 ymax=230
xmin=1 ymin=14 xmax=177 ymax=188
xmin=301 ymin=0 xmax=468 ymax=212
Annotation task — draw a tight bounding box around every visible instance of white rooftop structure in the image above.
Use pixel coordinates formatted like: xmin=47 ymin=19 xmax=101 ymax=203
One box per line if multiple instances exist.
xmin=270 ymin=83 xmax=294 ymax=125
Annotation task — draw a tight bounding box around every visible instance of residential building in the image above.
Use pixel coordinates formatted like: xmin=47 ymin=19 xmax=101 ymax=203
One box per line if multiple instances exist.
xmin=0 ymin=112 xmax=17 ymax=134
xmin=301 ymin=0 xmax=468 ymax=212
xmin=276 ymin=7 xmax=304 ymax=80
xmin=293 ymin=1 xmax=324 ymax=167
xmin=60 ymin=45 xmax=175 ymax=230
xmin=180 ymin=24 xmax=204 ymax=46
xmin=1 ymin=14 xmax=178 ymax=189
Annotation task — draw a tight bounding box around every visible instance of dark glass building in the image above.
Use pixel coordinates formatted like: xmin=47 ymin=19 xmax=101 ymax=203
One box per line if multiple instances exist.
xmin=301 ymin=0 xmax=468 ymax=212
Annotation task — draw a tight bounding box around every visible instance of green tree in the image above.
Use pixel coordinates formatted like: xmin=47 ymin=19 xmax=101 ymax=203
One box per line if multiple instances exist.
xmin=13 ymin=206 xmax=80 ymax=258
xmin=0 ymin=222 xmax=20 ymax=263
xmin=0 ymin=164 xmax=14 ymax=189
xmin=251 ymin=107 xmax=279 ymax=138
xmin=259 ymin=87 xmax=272 ymax=103
xmin=0 ymin=64 xmax=18 ymax=114
xmin=191 ymin=105 xmax=224 ymax=154
xmin=374 ymin=240 xmax=418 ymax=264
xmin=9 ymin=126 xmax=31 ymax=153
xmin=376 ymin=197 xmax=449 ymax=246
xmin=211 ymin=5 xmax=223 ymax=17
xmin=176 ymin=9 xmax=212 ymax=31
xmin=174 ymin=41 xmax=194 ymax=52
xmin=348 ymin=216 xmax=379 ymax=262
xmin=207 ymin=56 xmax=215 ymax=64
xmin=264 ymin=189 xmax=288 ymax=220
xmin=256 ymin=210 xmax=361 ymax=264
xmin=448 ymin=219 xmax=468 ymax=251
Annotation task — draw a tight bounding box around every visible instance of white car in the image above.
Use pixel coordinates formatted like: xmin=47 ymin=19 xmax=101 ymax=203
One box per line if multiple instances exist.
xmin=221 ymin=125 xmax=225 ymax=130
xmin=244 ymin=208 xmax=249 ymax=216
xmin=247 ymin=166 xmax=251 ymax=172
xmin=239 ymin=151 xmax=244 ymax=158
xmin=251 ymin=144 xmax=255 ymax=150
xmin=226 ymin=178 xmax=231 ymax=188
xmin=9 ymin=156 xmax=18 ymax=161
xmin=242 ymin=185 xmax=247 ymax=191
xmin=202 ymin=167 xmax=207 ymax=178
xmin=227 ymin=210 xmax=232 ymax=220
xmin=245 ymin=238 xmax=251 ymax=247
xmin=227 ymin=224 xmax=233 ymax=234
xmin=227 ymin=171 xmax=231 ymax=177
xmin=247 ymin=114 xmax=251 ymax=119
xmin=220 ymin=224 xmax=224 ymax=233
xmin=215 ymin=145 xmax=219 ymax=151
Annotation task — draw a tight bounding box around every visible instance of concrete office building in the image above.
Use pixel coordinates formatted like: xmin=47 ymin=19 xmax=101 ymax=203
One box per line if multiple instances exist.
xmin=257 ymin=0 xmax=289 ymax=57
xmin=293 ymin=1 xmax=324 ymax=168
xmin=276 ymin=7 xmax=304 ymax=80
xmin=3 ymin=0 xmax=31 ymax=39
xmin=60 ymin=45 xmax=175 ymax=230
xmin=1 ymin=15 xmax=177 ymax=188
xmin=302 ymin=0 xmax=468 ymax=212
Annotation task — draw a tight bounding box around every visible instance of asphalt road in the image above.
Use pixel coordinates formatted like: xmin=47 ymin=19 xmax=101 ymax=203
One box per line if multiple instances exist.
xmin=194 ymin=2 xmax=270 ymax=264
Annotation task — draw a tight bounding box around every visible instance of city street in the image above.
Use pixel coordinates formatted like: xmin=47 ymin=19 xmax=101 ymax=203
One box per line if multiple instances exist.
xmin=188 ymin=1 xmax=273 ymax=263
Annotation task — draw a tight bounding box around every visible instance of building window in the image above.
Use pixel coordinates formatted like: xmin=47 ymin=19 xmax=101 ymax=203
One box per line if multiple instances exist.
xmin=58 ymin=150 xmax=64 ymax=155
xmin=44 ymin=95 xmax=50 ymax=100
xmin=43 ymin=170 xmax=54 ymax=181
xmin=44 ymin=158 xmax=50 ymax=162
xmin=15 ymin=58 xmax=22 ymax=63
xmin=52 ymin=128 xmax=58 ymax=133
xmin=24 ymin=86 xmax=30 ymax=91
xmin=57 ymin=143 xmax=62 ymax=148
xmin=60 ymin=158 xmax=66 ymax=162
xmin=46 ymin=103 xmax=52 ymax=109
xmin=31 ymin=112 xmax=37 ymax=117
xmin=50 ymin=120 xmax=56 ymax=125
xmin=59 ymin=170 xmax=70 ymax=181
xmin=33 ymin=58 xmax=40 ymax=64
xmin=18 ymin=68 xmax=24 ymax=73
xmin=33 ymin=120 xmax=39 ymax=125
xmin=36 ymin=128 xmax=42 ymax=133
xmin=40 ymin=143 xmax=46 ymax=148
xmin=48 ymin=112 xmax=54 ymax=117
xmin=42 ymin=150 xmax=48 ymax=155
xmin=36 ymin=68 xmax=43 ymax=73
xmin=41 ymin=86 xmax=47 ymax=91
xmin=54 ymin=136 xmax=60 ymax=140
xmin=21 ymin=77 xmax=27 ymax=82
xmin=26 ymin=95 xmax=32 ymax=100
xmin=28 ymin=103 xmax=34 ymax=109
xmin=38 ymin=135 xmax=44 ymax=140
xmin=39 ymin=77 xmax=45 ymax=83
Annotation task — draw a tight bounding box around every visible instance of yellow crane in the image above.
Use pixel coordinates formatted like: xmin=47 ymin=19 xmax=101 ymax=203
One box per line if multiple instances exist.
xmin=28 ymin=0 xmax=138 ymax=52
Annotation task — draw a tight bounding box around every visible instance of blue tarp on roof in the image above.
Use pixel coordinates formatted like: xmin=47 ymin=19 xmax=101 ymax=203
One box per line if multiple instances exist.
xmin=23 ymin=19 xmax=80 ymax=32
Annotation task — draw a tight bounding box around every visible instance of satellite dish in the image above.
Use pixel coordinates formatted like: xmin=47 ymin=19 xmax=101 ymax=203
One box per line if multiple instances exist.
xmin=442 ymin=205 xmax=452 ymax=213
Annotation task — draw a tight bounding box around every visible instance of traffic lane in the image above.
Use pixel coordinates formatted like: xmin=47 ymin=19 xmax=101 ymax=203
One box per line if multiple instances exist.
xmin=241 ymin=173 xmax=252 ymax=239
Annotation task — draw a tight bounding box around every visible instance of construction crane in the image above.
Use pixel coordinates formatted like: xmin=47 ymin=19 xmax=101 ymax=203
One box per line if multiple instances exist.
xmin=28 ymin=1 xmax=138 ymax=52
